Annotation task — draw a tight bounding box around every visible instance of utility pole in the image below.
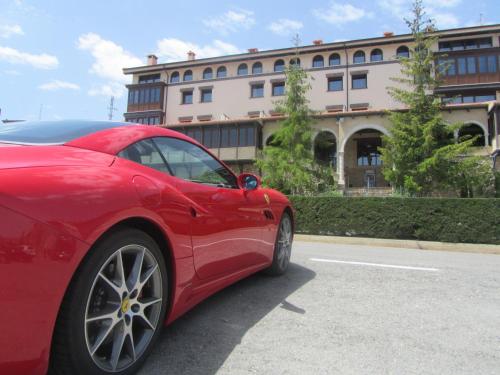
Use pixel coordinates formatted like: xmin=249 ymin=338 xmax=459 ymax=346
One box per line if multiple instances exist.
xmin=38 ymin=104 xmax=43 ymax=120
xmin=479 ymin=13 xmax=484 ymax=26
xmin=107 ymin=96 xmax=117 ymax=121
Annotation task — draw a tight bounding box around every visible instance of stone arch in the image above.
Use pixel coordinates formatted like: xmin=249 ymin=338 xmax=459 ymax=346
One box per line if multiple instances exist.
xmin=340 ymin=124 xmax=389 ymax=153
xmin=455 ymin=121 xmax=488 ymax=146
xmin=313 ymin=130 xmax=338 ymax=167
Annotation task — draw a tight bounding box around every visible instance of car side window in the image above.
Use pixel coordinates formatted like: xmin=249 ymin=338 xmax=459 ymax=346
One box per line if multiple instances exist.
xmin=118 ymin=139 xmax=171 ymax=174
xmin=153 ymin=137 xmax=238 ymax=188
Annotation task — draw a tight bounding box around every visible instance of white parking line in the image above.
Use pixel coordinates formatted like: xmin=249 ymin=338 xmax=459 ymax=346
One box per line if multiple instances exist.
xmin=310 ymin=258 xmax=440 ymax=272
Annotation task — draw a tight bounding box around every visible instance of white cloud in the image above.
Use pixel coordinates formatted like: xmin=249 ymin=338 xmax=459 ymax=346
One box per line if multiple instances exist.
xmin=377 ymin=0 xmax=461 ymax=29
xmin=313 ymin=2 xmax=372 ymax=25
xmin=203 ymin=9 xmax=255 ymax=35
xmin=88 ymin=82 xmax=125 ymax=98
xmin=0 ymin=24 xmax=24 ymax=39
xmin=77 ymin=32 xmax=142 ymax=83
xmin=0 ymin=46 xmax=58 ymax=69
xmin=38 ymin=80 xmax=80 ymax=91
xmin=268 ymin=19 xmax=303 ymax=36
xmin=3 ymin=69 xmax=21 ymax=75
xmin=156 ymin=38 xmax=240 ymax=62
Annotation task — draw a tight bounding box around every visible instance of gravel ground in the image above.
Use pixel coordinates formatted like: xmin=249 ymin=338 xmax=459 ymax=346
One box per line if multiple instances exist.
xmin=139 ymin=241 xmax=500 ymax=375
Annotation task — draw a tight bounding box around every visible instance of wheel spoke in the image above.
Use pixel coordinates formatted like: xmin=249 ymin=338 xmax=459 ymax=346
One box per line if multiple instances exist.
xmin=86 ymin=310 xmax=118 ymax=323
xmin=115 ymin=251 xmax=127 ymax=292
xmin=110 ymin=323 xmax=126 ymax=371
xmin=136 ymin=311 xmax=155 ymax=330
xmin=139 ymin=263 xmax=158 ymax=291
xmin=98 ymin=272 xmax=123 ymax=298
xmin=89 ymin=319 xmax=118 ymax=355
xmin=140 ymin=297 xmax=162 ymax=309
xmin=127 ymin=247 xmax=145 ymax=291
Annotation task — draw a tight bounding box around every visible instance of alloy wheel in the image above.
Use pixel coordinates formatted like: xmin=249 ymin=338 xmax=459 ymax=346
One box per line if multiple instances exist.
xmin=84 ymin=245 xmax=163 ymax=372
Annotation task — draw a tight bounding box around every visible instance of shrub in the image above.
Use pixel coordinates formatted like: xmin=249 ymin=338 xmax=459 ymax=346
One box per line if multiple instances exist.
xmin=290 ymin=196 xmax=500 ymax=244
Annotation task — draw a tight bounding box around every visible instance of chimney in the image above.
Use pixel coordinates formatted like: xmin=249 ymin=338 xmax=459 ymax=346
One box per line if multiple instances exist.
xmin=248 ymin=48 xmax=259 ymax=53
xmin=313 ymin=39 xmax=323 ymax=45
xmin=383 ymin=31 xmax=394 ymax=37
xmin=147 ymin=54 xmax=158 ymax=66
xmin=187 ymin=51 xmax=196 ymax=61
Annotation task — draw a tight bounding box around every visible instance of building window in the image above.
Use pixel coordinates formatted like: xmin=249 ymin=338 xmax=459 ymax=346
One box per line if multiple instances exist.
xmin=478 ymin=55 xmax=497 ymax=73
xmin=439 ymin=37 xmax=492 ymax=51
xmin=238 ymin=125 xmax=255 ymax=147
xmin=203 ymin=127 xmax=220 ymax=148
xmin=290 ymin=58 xmax=300 ymax=67
xmin=203 ymin=68 xmax=213 ymax=80
xmin=357 ymin=138 xmax=382 ymax=166
xmin=328 ymin=77 xmax=343 ymax=91
xmin=312 ymin=55 xmax=324 ymax=68
xmin=183 ymin=70 xmax=193 ymax=81
xmin=329 ymin=53 xmax=341 ymax=66
xmin=396 ymin=46 xmax=410 ymax=58
xmin=352 ymin=74 xmax=367 ymax=89
xmin=237 ymin=63 xmax=248 ymax=76
xmin=128 ymin=116 xmax=160 ymax=125
xmin=128 ymin=87 xmax=161 ymax=105
xmin=443 ymin=93 xmax=496 ymax=104
xmin=182 ymin=90 xmax=193 ymax=104
xmin=139 ymin=74 xmax=161 ymax=83
xmin=353 ymin=51 xmax=365 ymax=64
xmin=272 ymin=81 xmax=285 ymax=96
xmin=221 ymin=126 xmax=238 ymax=147
xmin=274 ymin=59 xmax=285 ymax=72
xmin=252 ymin=62 xmax=263 ymax=74
xmin=216 ymin=66 xmax=227 ymax=78
xmin=170 ymin=71 xmax=180 ymax=83
xmin=200 ymin=88 xmax=212 ymax=103
xmin=251 ymin=83 xmax=264 ymax=98
xmin=370 ymin=49 xmax=383 ymax=62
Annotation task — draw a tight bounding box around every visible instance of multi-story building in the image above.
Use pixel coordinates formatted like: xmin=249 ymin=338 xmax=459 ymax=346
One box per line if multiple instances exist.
xmin=123 ymin=24 xmax=500 ymax=194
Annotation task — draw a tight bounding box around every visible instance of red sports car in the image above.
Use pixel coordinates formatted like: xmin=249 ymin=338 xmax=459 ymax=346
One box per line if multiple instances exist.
xmin=0 ymin=120 xmax=294 ymax=375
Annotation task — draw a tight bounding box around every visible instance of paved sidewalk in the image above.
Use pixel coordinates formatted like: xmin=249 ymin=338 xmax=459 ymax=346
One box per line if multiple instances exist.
xmin=294 ymin=234 xmax=500 ymax=254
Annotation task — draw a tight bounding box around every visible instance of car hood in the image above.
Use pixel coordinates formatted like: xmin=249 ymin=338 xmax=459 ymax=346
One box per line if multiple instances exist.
xmin=0 ymin=144 xmax=114 ymax=170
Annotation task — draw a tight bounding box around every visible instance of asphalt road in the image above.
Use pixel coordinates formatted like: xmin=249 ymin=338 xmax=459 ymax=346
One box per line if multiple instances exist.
xmin=138 ymin=241 xmax=500 ymax=375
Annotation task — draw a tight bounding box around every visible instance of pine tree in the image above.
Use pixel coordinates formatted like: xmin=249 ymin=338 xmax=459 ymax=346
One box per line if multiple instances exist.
xmin=380 ymin=0 xmax=492 ymax=196
xmin=256 ymin=38 xmax=335 ymax=195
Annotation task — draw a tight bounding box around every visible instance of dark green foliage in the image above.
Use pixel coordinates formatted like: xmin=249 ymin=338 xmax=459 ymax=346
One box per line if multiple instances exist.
xmin=290 ymin=196 xmax=500 ymax=244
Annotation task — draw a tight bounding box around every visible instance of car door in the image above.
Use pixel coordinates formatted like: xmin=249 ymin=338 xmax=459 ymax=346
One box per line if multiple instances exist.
xmin=152 ymin=136 xmax=268 ymax=280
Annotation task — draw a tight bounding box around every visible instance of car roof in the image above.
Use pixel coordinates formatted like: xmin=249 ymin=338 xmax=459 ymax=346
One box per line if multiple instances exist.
xmin=64 ymin=122 xmax=196 ymax=155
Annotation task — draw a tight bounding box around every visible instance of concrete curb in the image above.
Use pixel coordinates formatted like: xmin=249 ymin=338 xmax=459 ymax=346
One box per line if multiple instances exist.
xmin=294 ymin=234 xmax=500 ymax=255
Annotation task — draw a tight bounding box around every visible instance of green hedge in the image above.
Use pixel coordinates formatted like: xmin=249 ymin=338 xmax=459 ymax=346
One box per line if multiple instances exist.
xmin=290 ymin=196 xmax=500 ymax=245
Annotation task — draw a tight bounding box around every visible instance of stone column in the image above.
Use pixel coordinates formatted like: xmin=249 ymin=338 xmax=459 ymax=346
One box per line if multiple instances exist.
xmin=337 ymin=151 xmax=345 ymax=187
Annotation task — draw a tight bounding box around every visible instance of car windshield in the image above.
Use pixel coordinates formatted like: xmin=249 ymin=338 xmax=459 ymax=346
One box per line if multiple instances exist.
xmin=0 ymin=120 xmax=132 ymax=145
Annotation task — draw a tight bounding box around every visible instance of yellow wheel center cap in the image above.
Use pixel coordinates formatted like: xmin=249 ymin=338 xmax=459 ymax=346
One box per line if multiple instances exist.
xmin=121 ymin=298 xmax=130 ymax=313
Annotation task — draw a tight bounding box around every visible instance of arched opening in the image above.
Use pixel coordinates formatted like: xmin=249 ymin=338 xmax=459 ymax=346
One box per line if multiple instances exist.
xmin=290 ymin=58 xmax=301 ymax=67
xmin=274 ymin=59 xmax=285 ymax=72
xmin=343 ymin=128 xmax=388 ymax=188
xmin=312 ymin=55 xmax=324 ymax=68
xmin=202 ymin=67 xmax=213 ymax=80
xmin=370 ymin=48 xmax=383 ymax=62
xmin=329 ymin=53 xmax=341 ymax=66
xmin=396 ymin=45 xmax=410 ymax=58
xmin=252 ymin=62 xmax=263 ymax=74
xmin=314 ymin=131 xmax=337 ymax=167
xmin=183 ymin=70 xmax=193 ymax=81
xmin=216 ymin=66 xmax=227 ymax=78
xmin=458 ymin=123 xmax=486 ymax=147
xmin=170 ymin=71 xmax=180 ymax=83
xmin=353 ymin=50 xmax=365 ymax=64
xmin=265 ymin=134 xmax=277 ymax=146
xmin=237 ymin=63 xmax=248 ymax=76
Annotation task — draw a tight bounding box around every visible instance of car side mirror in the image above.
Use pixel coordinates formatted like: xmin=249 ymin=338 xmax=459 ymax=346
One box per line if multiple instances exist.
xmin=238 ymin=173 xmax=261 ymax=191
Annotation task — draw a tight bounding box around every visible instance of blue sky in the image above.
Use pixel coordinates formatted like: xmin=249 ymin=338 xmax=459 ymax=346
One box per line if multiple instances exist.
xmin=0 ymin=0 xmax=498 ymax=121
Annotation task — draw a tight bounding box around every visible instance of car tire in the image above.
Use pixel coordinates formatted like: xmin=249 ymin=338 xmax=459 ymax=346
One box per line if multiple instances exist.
xmin=265 ymin=212 xmax=293 ymax=276
xmin=49 ymin=228 xmax=168 ymax=375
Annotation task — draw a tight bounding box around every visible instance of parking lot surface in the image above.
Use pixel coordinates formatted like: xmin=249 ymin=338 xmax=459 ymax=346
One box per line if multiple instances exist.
xmin=139 ymin=241 xmax=500 ymax=375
